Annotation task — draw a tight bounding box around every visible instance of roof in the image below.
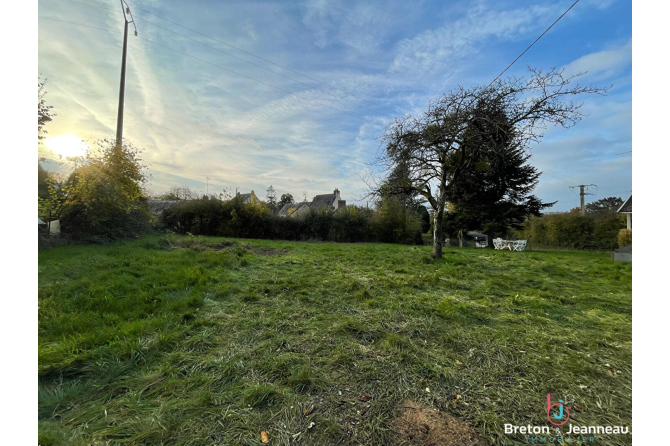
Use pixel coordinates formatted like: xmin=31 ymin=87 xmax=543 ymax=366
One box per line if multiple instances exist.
xmin=278 ymin=202 xmax=310 ymax=217
xmin=147 ymin=200 xmax=180 ymax=214
xmin=237 ymin=191 xmax=260 ymax=204
xmin=617 ymin=195 xmax=632 ymax=213
xmin=310 ymin=193 xmax=336 ymax=209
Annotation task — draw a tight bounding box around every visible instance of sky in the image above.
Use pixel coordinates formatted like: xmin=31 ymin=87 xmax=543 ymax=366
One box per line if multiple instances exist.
xmin=37 ymin=0 xmax=632 ymax=211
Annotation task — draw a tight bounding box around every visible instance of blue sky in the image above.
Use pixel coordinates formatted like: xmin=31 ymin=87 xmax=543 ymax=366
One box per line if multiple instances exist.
xmin=37 ymin=0 xmax=632 ymax=210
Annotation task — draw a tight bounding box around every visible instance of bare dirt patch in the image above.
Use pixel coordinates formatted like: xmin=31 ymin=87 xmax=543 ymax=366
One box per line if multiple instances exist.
xmin=209 ymin=241 xmax=236 ymax=251
xmin=393 ymin=400 xmax=489 ymax=446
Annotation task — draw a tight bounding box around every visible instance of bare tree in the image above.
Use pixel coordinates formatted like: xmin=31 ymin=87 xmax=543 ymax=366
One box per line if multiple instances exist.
xmin=38 ymin=77 xmax=55 ymax=143
xmin=266 ymin=185 xmax=277 ymax=213
xmin=158 ymin=185 xmax=197 ymax=201
xmin=377 ymin=68 xmax=607 ymax=258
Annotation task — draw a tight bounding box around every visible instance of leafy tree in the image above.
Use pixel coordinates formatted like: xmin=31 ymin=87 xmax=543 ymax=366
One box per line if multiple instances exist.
xmin=376 ymin=160 xmax=428 ymax=238
xmin=443 ymin=100 xmax=553 ymax=245
xmin=278 ymin=193 xmax=294 ymax=208
xmin=585 ymin=196 xmax=624 ymax=214
xmin=38 ymin=164 xmax=51 ymax=199
xmin=378 ymin=68 xmax=605 ymax=258
xmin=371 ymin=193 xmax=423 ymax=244
xmin=38 ymin=168 xmax=72 ymax=228
xmin=59 ymin=138 xmax=150 ymax=240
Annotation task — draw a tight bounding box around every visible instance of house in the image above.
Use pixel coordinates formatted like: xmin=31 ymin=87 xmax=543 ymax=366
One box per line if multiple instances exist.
xmin=310 ymin=189 xmax=346 ymax=211
xmin=617 ymin=194 xmax=632 ymax=229
xmin=278 ymin=189 xmax=347 ymax=218
xmin=236 ymin=191 xmax=261 ymax=206
xmin=613 ymin=194 xmax=632 ymax=262
xmin=278 ymin=201 xmax=310 ymax=218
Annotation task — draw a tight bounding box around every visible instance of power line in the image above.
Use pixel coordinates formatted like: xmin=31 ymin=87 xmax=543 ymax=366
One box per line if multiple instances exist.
xmin=60 ymin=0 xmax=117 ymax=13
xmin=38 ymin=15 xmax=119 ymax=34
xmin=54 ymin=0 xmax=398 ymax=118
xmin=135 ymin=35 xmax=378 ymax=123
xmin=39 ymin=12 xmax=381 ymax=195
xmin=487 ymin=0 xmax=581 ymax=87
xmin=132 ymin=15 xmax=392 ymax=118
xmin=55 ymin=0 xmax=400 ymax=116
xmin=39 ymin=15 xmax=381 ymax=124
xmin=593 ymin=189 xmax=631 ymax=197
xmin=126 ymin=1 xmax=401 ymax=116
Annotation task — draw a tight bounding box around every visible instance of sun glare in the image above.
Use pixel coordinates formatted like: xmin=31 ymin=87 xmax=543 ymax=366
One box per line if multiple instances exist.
xmin=45 ymin=134 xmax=89 ymax=158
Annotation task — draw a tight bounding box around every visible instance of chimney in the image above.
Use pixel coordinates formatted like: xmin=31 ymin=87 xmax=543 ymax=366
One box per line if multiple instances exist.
xmin=334 ymin=188 xmax=341 ymax=209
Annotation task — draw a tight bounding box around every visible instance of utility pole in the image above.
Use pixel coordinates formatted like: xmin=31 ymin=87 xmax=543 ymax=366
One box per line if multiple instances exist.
xmin=569 ymin=184 xmax=596 ymax=215
xmin=115 ymin=1 xmax=137 ymax=153
xmin=206 ymin=177 xmax=210 ymax=197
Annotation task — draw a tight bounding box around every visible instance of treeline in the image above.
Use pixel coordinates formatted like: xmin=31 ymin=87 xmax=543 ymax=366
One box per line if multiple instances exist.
xmin=515 ymin=212 xmax=626 ymax=251
xmin=159 ymin=196 xmax=427 ymax=244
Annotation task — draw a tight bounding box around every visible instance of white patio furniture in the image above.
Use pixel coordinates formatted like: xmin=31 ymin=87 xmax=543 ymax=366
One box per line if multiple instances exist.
xmin=494 ymin=239 xmax=527 ymax=251
xmin=512 ymin=240 xmax=527 ymax=251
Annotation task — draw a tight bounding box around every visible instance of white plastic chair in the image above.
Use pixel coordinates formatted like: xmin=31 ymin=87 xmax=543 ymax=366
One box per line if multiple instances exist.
xmin=513 ymin=240 xmax=527 ymax=251
xmin=493 ymin=238 xmax=503 ymax=250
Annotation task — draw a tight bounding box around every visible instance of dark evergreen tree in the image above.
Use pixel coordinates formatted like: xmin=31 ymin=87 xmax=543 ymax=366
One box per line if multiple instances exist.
xmin=443 ymin=100 xmax=553 ymax=245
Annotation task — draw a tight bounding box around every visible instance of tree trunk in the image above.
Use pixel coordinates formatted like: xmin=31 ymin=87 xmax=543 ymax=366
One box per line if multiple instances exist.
xmin=458 ymin=229 xmax=463 ymax=248
xmin=432 ymin=207 xmax=444 ymax=258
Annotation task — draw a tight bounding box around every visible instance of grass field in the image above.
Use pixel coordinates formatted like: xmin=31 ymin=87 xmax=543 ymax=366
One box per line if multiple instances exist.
xmin=38 ymin=235 xmax=632 ymax=445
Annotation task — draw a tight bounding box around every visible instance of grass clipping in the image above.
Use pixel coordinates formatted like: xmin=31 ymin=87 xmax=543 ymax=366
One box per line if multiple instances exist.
xmin=393 ymin=401 xmax=489 ymax=446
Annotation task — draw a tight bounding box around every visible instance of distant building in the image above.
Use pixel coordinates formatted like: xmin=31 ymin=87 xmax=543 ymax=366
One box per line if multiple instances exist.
xmin=278 ymin=201 xmax=310 ymax=217
xmin=310 ymin=189 xmax=346 ymax=211
xmin=236 ymin=190 xmax=261 ymax=206
xmin=617 ymin=194 xmax=632 ymax=229
xmin=278 ymin=189 xmax=346 ymax=218
xmin=614 ymin=194 xmax=632 ymax=262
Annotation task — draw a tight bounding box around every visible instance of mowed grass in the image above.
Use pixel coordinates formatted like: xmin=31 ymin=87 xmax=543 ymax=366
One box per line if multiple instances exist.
xmin=38 ymin=235 xmax=632 ymax=445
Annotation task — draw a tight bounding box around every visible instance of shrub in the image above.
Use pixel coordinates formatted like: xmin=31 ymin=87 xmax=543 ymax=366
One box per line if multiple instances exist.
xmin=618 ymin=229 xmax=632 ymax=248
xmin=517 ymin=212 xmax=624 ymax=250
xmin=58 ymin=139 xmax=151 ymax=241
xmin=159 ymin=199 xmax=422 ymax=245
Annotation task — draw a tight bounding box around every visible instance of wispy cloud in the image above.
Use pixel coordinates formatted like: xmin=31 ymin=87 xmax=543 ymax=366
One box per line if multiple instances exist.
xmin=562 ymin=39 xmax=632 ymax=81
xmin=38 ymin=0 xmax=630 ymax=210
xmin=390 ymin=2 xmax=556 ymax=76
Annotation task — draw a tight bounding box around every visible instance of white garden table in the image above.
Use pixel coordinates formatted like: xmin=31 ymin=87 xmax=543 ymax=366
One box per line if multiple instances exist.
xmin=494 ymin=239 xmax=527 ymax=251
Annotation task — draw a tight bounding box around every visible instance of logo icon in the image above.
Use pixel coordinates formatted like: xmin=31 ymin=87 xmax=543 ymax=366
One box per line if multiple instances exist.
xmin=547 ymin=394 xmax=570 ymax=426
